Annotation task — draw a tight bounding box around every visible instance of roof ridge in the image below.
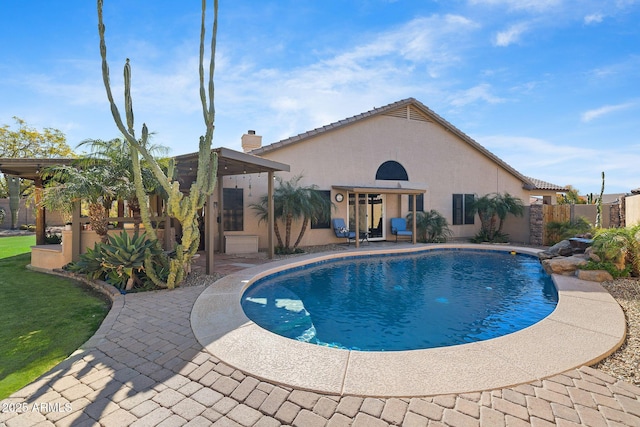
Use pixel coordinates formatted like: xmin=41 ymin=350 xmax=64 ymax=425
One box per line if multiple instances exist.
xmin=249 ymin=97 xmax=542 ymax=188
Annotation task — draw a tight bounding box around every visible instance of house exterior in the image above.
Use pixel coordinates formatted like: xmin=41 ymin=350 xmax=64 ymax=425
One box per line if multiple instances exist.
xmin=216 ymin=98 xmax=564 ymax=249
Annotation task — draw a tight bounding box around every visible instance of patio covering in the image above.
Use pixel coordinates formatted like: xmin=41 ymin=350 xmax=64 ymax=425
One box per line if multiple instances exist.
xmin=0 ymin=158 xmax=75 ymax=244
xmin=174 ymin=147 xmax=290 ymax=272
xmin=332 ymin=185 xmax=426 ymax=248
xmin=0 ymin=149 xmax=290 ymax=274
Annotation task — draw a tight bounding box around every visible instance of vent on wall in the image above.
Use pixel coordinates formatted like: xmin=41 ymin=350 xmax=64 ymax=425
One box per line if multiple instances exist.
xmin=383 ymin=105 xmax=432 ymax=123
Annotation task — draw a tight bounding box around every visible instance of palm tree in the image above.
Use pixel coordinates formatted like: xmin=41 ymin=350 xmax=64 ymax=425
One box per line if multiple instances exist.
xmin=406 ymin=210 xmax=452 ymax=243
xmin=75 ymin=138 xmax=169 ymax=230
xmin=470 ymin=192 xmax=524 ymax=242
xmin=591 ymin=225 xmax=640 ymax=276
xmin=251 ymin=175 xmax=333 ymax=252
xmin=494 ymin=192 xmax=524 ymax=235
xmin=40 ymin=165 xmax=120 ymax=242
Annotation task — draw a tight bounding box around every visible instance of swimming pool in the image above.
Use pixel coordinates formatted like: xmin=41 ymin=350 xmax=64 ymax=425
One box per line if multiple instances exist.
xmin=242 ymin=250 xmax=558 ymax=351
xmin=191 ymin=244 xmax=626 ymax=396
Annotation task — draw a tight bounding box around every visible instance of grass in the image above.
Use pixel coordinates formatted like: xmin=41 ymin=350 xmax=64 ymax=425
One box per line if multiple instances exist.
xmin=0 ymin=234 xmax=37 ymax=258
xmin=0 ymin=235 xmax=110 ymax=400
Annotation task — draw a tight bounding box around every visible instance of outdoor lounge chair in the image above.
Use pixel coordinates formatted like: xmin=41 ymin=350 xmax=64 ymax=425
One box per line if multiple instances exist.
xmin=390 ymin=218 xmax=413 ymax=242
xmin=332 ymin=218 xmax=356 ymax=245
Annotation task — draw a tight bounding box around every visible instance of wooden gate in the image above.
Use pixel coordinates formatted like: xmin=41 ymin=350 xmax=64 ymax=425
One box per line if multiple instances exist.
xmin=542 ymin=204 xmax=571 ymax=245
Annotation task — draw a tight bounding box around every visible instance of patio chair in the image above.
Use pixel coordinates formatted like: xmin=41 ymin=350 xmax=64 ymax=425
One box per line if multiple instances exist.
xmin=390 ymin=218 xmax=413 ymax=242
xmin=332 ymin=218 xmax=356 ymax=245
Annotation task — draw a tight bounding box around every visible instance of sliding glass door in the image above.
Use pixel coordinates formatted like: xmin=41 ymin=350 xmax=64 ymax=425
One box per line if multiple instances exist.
xmin=348 ymin=193 xmax=385 ymax=240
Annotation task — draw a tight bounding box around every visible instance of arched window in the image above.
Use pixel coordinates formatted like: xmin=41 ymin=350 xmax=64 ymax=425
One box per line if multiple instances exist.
xmin=375 ymin=160 xmax=408 ymax=181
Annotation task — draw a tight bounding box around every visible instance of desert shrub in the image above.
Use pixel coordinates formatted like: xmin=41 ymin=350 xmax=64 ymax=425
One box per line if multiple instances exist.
xmin=590 ymin=225 xmax=640 ymax=277
xmin=545 ymin=217 xmax=592 ymax=245
xmin=581 ymin=260 xmax=631 ymax=279
xmin=470 ymin=229 xmax=510 ymax=244
xmin=65 ymin=231 xmax=169 ymax=291
xmin=406 ymin=210 xmax=452 ymax=243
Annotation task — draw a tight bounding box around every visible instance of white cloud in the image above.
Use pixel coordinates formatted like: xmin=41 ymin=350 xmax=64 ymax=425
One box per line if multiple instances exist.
xmin=469 ymin=0 xmax=562 ymax=12
xmin=581 ymin=102 xmax=635 ymax=122
xmin=494 ymin=23 xmax=528 ymax=46
xmin=478 ymin=135 xmax=640 ymax=192
xmin=584 ymin=13 xmax=604 ymax=24
xmin=449 ymin=84 xmax=506 ymax=107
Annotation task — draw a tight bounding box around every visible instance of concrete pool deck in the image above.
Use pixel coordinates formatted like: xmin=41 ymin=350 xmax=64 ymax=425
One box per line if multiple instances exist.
xmin=192 ymin=244 xmax=627 ymax=397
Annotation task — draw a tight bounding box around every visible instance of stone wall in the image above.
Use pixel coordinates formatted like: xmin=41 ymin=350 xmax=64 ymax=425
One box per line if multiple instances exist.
xmin=529 ymin=204 xmax=544 ymax=246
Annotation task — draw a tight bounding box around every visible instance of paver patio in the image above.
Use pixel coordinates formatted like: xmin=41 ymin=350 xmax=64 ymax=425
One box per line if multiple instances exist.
xmin=2 ymin=252 xmax=640 ymax=426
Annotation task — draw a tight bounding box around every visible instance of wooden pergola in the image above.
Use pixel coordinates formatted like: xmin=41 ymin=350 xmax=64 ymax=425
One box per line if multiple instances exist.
xmin=0 ymin=158 xmax=74 ymax=245
xmin=0 ymin=149 xmax=290 ymax=274
xmin=164 ymin=147 xmax=289 ymax=273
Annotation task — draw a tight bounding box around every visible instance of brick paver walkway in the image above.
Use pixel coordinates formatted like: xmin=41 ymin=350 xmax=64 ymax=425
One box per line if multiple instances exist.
xmin=2 ymin=283 xmax=640 ymax=426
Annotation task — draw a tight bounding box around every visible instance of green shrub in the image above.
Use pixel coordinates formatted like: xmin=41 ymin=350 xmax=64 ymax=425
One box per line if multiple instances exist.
xmin=0 ymin=207 xmax=5 ymax=224
xmin=470 ymin=230 xmax=510 ymax=244
xmin=65 ymin=231 xmax=170 ymax=291
xmin=406 ymin=210 xmax=452 ymax=243
xmin=590 ymin=225 xmax=640 ymax=277
xmin=582 ymin=260 xmax=631 ymax=278
xmin=545 ymin=217 xmax=592 ymax=245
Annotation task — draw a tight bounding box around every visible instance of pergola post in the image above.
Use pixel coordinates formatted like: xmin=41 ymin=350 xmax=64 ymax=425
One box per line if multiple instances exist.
xmin=217 ymin=175 xmax=224 ymax=254
xmin=34 ymin=176 xmax=46 ymax=245
xmin=268 ymin=171 xmax=274 ymax=258
xmin=71 ymin=201 xmax=81 ymax=261
xmin=412 ymin=194 xmax=417 ymax=244
xmin=354 ymin=192 xmax=360 ymax=249
xmin=205 ymin=192 xmax=215 ymax=274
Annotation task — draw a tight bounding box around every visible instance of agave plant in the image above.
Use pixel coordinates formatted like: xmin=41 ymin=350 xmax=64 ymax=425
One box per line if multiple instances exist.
xmin=65 ymin=243 xmax=105 ymax=280
xmin=99 ymin=231 xmax=157 ymax=290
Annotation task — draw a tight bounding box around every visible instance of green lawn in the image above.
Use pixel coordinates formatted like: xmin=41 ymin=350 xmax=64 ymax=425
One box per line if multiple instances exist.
xmin=0 ymin=236 xmax=110 ymax=400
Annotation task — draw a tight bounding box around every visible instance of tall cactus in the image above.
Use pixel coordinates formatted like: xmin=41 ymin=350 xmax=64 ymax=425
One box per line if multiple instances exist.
xmin=97 ymin=0 xmax=219 ymax=288
xmin=596 ymin=171 xmax=605 ymax=229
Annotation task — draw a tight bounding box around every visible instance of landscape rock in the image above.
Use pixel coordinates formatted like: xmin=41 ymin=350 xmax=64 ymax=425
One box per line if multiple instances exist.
xmin=538 ymin=239 xmax=573 ymax=260
xmin=575 ymin=269 xmax=614 ymax=282
xmin=542 ymin=255 xmax=588 ymax=275
xmin=585 ymin=247 xmax=601 ymax=262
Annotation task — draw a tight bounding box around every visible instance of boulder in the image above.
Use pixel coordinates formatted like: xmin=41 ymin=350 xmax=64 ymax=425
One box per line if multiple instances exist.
xmin=538 ymin=240 xmax=573 ymax=260
xmin=542 ymin=255 xmax=588 ymax=275
xmin=585 ymin=247 xmax=601 ymax=262
xmin=537 ymin=251 xmax=556 ymax=260
xmin=575 ymin=269 xmax=614 ymax=282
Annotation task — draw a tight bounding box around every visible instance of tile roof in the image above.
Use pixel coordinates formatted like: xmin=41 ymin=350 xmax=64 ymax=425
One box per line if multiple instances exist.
xmin=525 ymin=177 xmax=569 ymax=192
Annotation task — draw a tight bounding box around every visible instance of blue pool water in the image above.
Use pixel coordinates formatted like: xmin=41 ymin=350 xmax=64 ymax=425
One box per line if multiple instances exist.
xmin=241 ymin=250 xmax=558 ymax=351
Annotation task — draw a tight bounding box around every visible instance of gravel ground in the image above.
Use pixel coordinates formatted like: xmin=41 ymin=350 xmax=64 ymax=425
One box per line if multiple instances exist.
xmin=592 ymin=277 xmax=640 ymax=386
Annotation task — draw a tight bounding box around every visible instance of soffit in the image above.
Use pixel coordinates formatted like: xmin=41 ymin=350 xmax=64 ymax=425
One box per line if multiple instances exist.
xmin=0 ymin=158 xmax=74 ymax=181
xmin=332 ymin=185 xmax=426 ymax=195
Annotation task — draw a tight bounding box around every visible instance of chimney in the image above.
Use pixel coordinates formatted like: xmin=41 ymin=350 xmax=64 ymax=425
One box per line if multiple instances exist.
xmin=241 ymin=130 xmax=262 ymax=153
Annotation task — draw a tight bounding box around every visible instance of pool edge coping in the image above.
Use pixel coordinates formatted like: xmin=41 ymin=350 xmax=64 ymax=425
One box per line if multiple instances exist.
xmin=190 ymin=243 xmax=626 ymax=397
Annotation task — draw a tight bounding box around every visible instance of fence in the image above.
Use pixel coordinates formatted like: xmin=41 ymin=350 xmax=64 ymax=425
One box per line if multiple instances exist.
xmin=530 ymin=203 xmax=619 ymax=246
xmin=0 ymin=198 xmax=65 ymax=230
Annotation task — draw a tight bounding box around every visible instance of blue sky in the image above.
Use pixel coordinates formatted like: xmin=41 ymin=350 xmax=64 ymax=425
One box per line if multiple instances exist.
xmin=1 ymin=0 xmax=639 ymax=194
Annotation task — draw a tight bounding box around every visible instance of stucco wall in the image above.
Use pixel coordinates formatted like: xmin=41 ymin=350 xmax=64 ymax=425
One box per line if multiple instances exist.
xmin=227 ymin=114 xmax=532 ymax=248
xmin=626 ymin=194 xmax=640 ymax=226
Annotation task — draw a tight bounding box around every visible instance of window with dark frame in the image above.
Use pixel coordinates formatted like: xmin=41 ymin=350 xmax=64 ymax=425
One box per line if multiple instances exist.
xmin=311 ymin=190 xmax=331 ymax=229
xmin=453 ymin=194 xmax=475 ymax=225
xmin=408 ymin=194 xmax=424 ymax=212
xmin=223 ymin=188 xmax=243 ymax=231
